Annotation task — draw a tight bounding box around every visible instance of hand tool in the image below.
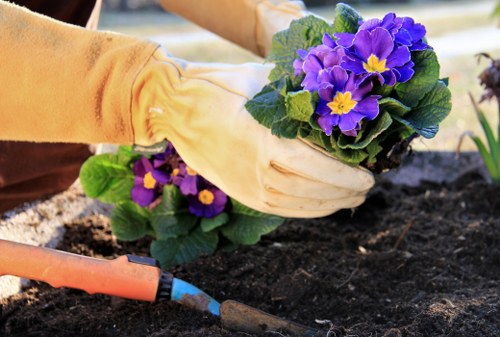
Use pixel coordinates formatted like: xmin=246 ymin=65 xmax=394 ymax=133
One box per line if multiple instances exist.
xmin=0 ymin=239 xmax=317 ymax=336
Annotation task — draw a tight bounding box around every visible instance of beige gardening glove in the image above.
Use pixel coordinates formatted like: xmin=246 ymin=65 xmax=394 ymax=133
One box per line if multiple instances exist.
xmin=132 ymin=49 xmax=374 ymax=218
xmin=159 ymin=0 xmax=308 ymax=57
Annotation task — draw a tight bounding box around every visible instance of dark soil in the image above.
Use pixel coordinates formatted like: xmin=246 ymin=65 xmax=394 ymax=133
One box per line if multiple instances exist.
xmin=1 ymin=169 xmax=500 ymax=336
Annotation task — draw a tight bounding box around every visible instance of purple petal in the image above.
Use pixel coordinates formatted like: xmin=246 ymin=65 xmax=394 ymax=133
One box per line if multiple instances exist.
xmin=315 ymin=98 xmax=332 ymax=116
xmin=318 ymin=83 xmax=334 ymax=101
xmin=330 ymin=66 xmax=349 ymax=92
xmin=403 ymin=18 xmax=426 ymax=41
xmin=359 ymin=17 xmax=382 ymax=31
xmin=395 ymin=29 xmax=412 ymax=46
xmin=180 ymin=175 xmax=199 ymax=195
xmin=353 ymin=96 xmax=380 ymax=120
xmin=293 ymin=59 xmax=304 ymax=76
xmin=410 ymin=40 xmax=431 ymax=51
xmin=353 ymin=29 xmax=373 ymax=60
xmin=394 ymin=61 xmax=415 ymax=83
xmin=349 ymin=75 xmax=373 ymax=101
xmin=323 ymin=48 xmax=344 ymax=68
xmin=334 ymin=33 xmax=355 ymax=47
xmin=381 ymin=70 xmax=397 ymax=86
xmin=151 ymin=169 xmax=170 ymax=185
xmin=296 ymin=49 xmax=309 ymax=59
xmin=133 ymin=159 xmax=147 ymax=177
xmin=341 ymin=56 xmax=366 ymax=75
xmin=338 ymin=113 xmax=363 ymax=133
xmin=317 ymin=114 xmax=339 ymax=136
xmin=131 ymin=185 xmax=155 ymax=207
xmin=386 ymin=45 xmax=411 ymax=68
xmin=322 ymin=33 xmax=337 ymax=48
xmin=370 ymin=27 xmax=395 ymax=60
xmin=302 ymin=72 xmax=321 ymax=91
xmin=303 ymin=54 xmax=323 ymax=73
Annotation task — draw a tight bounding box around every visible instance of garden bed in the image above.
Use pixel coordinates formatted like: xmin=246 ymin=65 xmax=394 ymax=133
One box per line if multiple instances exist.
xmin=1 ymin=152 xmax=499 ymax=337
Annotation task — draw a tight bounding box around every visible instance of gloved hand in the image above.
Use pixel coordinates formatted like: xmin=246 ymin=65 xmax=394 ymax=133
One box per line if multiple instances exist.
xmin=131 ymin=49 xmax=374 ymax=218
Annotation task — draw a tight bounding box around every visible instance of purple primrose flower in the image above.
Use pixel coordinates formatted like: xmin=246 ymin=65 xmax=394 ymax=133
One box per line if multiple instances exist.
xmin=131 ymin=157 xmax=170 ymax=207
xmin=171 ymin=162 xmax=200 ymax=196
xmin=341 ymin=27 xmax=414 ymax=86
xmin=315 ymin=66 xmax=380 ymax=137
xmin=336 ymin=12 xmax=431 ymax=52
xmin=187 ymin=183 xmax=228 ymax=218
xmin=294 ymin=34 xmax=345 ymax=90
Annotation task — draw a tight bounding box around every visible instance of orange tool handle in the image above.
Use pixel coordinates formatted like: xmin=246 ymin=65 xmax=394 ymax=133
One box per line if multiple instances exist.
xmin=0 ymin=239 xmax=161 ymax=301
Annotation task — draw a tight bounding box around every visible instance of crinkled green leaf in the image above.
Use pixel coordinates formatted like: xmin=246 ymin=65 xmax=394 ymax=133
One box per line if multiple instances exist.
xmin=150 ymin=185 xmax=198 ymax=240
xmin=269 ymin=15 xmax=336 ymax=82
xmin=395 ymin=50 xmax=440 ymax=107
xmin=379 ymin=97 xmax=411 ymax=117
xmin=200 ymin=212 xmax=229 ymax=232
xmin=221 ymin=200 xmax=284 ymax=245
xmin=286 ymin=90 xmax=314 ymax=122
xmin=397 ymin=80 xmax=452 ymax=139
xmin=111 ymin=201 xmax=152 ymax=241
xmin=271 ymin=117 xmax=303 ymax=138
xmin=246 ymin=80 xmax=286 ymax=129
xmin=151 ymin=228 xmax=218 ymax=269
xmin=366 ymin=141 xmax=384 ymax=164
xmin=333 ymin=3 xmax=363 ymax=34
xmin=337 ymin=112 xmax=393 ymax=150
xmin=80 ymin=153 xmax=135 ymax=203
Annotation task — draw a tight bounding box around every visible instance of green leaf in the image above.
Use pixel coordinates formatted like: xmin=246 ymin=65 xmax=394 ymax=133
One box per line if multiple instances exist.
xmin=333 ymin=3 xmax=363 ymax=34
xmin=366 ymin=141 xmax=384 ymax=164
xmin=271 ymin=117 xmax=303 ymax=138
xmin=200 ymin=212 xmax=229 ymax=232
xmin=150 ymin=228 xmax=218 ymax=269
xmin=110 ymin=201 xmax=152 ymax=241
xmin=379 ymin=98 xmax=411 ymax=117
xmin=221 ymin=200 xmax=284 ymax=245
xmin=150 ymin=185 xmax=199 ymax=240
xmin=337 ymin=112 xmax=393 ymax=150
xmin=269 ymin=15 xmax=336 ymax=82
xmin=395 ymin=50 xmax=440 ymax=107
xmin=398 ymin=81 xmax=452 ymax=139
xmin=285 ymin=90 xmax=315 ymax=122
xmin=246 ymin=81 xmax=286 ymax=129
xmin=80 ymin=153 xmax=135 ymax=203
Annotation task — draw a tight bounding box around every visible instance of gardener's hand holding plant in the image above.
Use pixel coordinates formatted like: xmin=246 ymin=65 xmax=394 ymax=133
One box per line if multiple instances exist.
xmin=0 ymin=1 xmax=373 ymax=218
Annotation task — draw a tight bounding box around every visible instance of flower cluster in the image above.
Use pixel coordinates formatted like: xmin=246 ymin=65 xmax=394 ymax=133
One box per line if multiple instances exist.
xmin=293 ymin=12 xmax=431 ymax=137
xmin=131 ymin=143 xmax=227 ymax=218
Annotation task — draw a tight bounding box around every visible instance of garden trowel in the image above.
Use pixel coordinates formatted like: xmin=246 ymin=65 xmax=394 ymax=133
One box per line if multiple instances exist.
xmin=0 ymin=239 xmax=317 ymax=336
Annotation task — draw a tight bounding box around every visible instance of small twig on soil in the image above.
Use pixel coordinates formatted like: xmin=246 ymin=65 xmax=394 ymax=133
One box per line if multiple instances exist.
xmin=264 ymin=331 xmax=288 ymax=337
xmin=336 ymin=261 xmax=360 ymax=290
xmin=393 ymin=220 xmax=415 ymax=250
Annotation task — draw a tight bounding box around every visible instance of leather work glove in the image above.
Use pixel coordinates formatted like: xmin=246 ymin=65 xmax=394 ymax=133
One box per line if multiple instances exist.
xmin=159 ymin=0 xmax=308 ymax=57
xmin=131 ymin=49 xmax=374 ymax=218
xmin=0 ymin=2 xmax=373 ymax=218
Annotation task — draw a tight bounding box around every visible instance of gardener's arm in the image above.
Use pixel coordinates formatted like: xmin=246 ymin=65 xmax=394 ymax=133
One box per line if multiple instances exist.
xmin=0 ymin=2 xmax=373 ymax=218
xmin=158 ymin=0 xmax=307 ymax=57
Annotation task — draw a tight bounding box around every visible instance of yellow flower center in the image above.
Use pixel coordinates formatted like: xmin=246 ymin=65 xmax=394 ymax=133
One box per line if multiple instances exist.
xmin=198 ymin=189 xmax=215 ymax=205
xmin=171 ymin=168 xmax=179 ymax=177
xmin=186 ymin=166 xmax=197 ymax=176
xmin=327 ymin=91 xmax=357 ymax=115
xmin=363 ymin=54 xmax=389 ymax=73
xmin=143 ymin=172 xmax=157 ymax=190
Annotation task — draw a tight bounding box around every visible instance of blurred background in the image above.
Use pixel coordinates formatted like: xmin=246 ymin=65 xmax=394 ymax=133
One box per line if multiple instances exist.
xmin=99 ymin=0 xmax=500 ymax=152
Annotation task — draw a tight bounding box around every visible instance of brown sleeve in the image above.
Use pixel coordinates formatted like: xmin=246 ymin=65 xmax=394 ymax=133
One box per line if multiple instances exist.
xmin=159 ymin=0 xmax=263 ymax=56
xmin=0 ymin=2 xmax=159 ymax=144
